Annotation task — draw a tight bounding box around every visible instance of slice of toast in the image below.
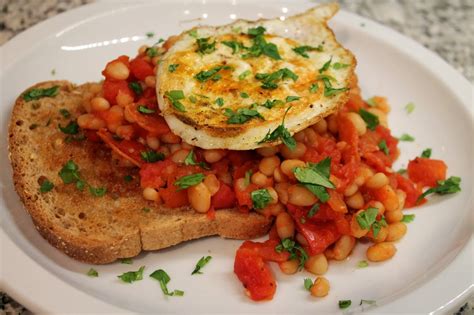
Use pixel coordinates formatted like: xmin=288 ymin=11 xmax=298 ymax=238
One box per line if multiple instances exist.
xmin=8 ymin=81 xmax=272 ymax=264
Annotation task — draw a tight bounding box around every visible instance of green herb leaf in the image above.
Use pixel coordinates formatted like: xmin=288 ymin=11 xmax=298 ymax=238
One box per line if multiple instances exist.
xmin=240 ymin=92 xmax=249 ymax=98
xmin=339 ymin=300 xmax=352 ymax=309
xmin=304 ymin=278 xmax=313 ymax=291
xmin=40 ymin=180 xmax=54 ymax=193
xmin=319 ymin=57 xmax=333 ymax=73
xmin=275 ymin=238 xmax=308 ymax=269
xmin=332 ymin=62 xmax=349 ymax=69
xmin=215 ymin=97 xmax=225 ymax=106
xmin=129 ymin=82 xmax=143 ymax=96
xmin=191 ymin=256 xmax=212 ymax=275
xmin=146 ymin=47 xmax=159 ymax=58
xmin=292 ymin=45 xmax=323 ymax=58
xmin=87 ymin=268 xmax=99 ymax=277
xmin=238 ymin=70 xmax=251 ymax=80
xmin=260 ymin=99 xmax=284 ymax=109
xmin=307 ymin=203 xmax=320 ymax=218
xmin=188 ymin=29 xmax=198 ymax=38
xmin=194 ymin=65 xmax=231 ymax=82
xmin=23 ymin=86 xmax=59 ymax=101
xmin=142 ymin=207 xmax=151 ymax=213
xmin=140 ymin=151 xmax=165 ymax=163
xmin=294 ymin=167 xmax=335 ymax=189
xmin=255 ymin=68 xmax=298 ymax=90
xmin=59 ymin=160 xmax=81 ymax=184
xmin=397 ymin=168 xmax=407 ymax=174
xmin=224 ymin=108 xmax=264 ymax=124
xmin=59 ymin=109 xmax=71 ymax=118
xmin=248 ymin=26 xmax=266 ymax=36
xmin=165 ymin=90 xmax=186 ymax=112
xmin=251 ymin=189 xmax=273 ymax=209
xmin=137 ymin=105 xmax=155 ymax=114
xmin=58 ymin=121 xmax=79 ymax=135
xmin=366 ymin=97 xmax=377 ymax=107
xmin=359 ymin=108 xmax=379 ymax=130
xmin=356 ymin=207 xmax=379 ymax=230
xmin=89 ymin=186 xmax=107 ymax=197
xmin=309 ymin=83 xmax=319 ymax=93
xmin=405 ymin=102 xmax=415 ymax=114
xmin=121 ymin=258 xmax=133 ymax=264
xmin=417 ymin=176 xmax=461 ymax=202
xmin=146 ymin=32 xmax=155 ymax=38
xmin=319 ymin=76 xmax=348 ymax=97
xmin=222 ymin=40 xmax=245 ymax=54
xmin=258 ymin=107 xmax=296 ymax=150
xmin=371 ymin=217 xmax=387 ymax=238
xmin=360 ymin=299 xmax=377 ymax=306
xmin=398 ymin=133 xmax=415 ymax=142
xmin=421 ymin=148 xmax=432 ymax=158
xmin=184 ymin=150 xmax=209 ymax=169
xmin=357 ymin=260 xmax=369 ymax=268
xmin=378 ymin=139 xmax=390 ymax=155
xmin=285 ymin=96 xmax=300 ymax=103
xmin=150 ymin=269 xmax=184 ymax=296
xmin=401 ymin=214 xmax=415 ymax=223
xmin=244 ymin=170 xmax=252 ymax=187
xmin=174 ymin=173 xmax=205 ymax=190
xmin=118 ymin=266 xmax=145 ymax=283
xmin=242 ymin=28 xmax=282 ymax=60
xmin=168 ymin=64 xmax=179 ymax=73
xmin=196 ymin=37 xmax=216 ymax=54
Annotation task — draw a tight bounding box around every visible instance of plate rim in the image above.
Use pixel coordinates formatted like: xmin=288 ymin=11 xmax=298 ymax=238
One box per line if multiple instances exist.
xmin=0 ymin=0 xmax=472 ymax=314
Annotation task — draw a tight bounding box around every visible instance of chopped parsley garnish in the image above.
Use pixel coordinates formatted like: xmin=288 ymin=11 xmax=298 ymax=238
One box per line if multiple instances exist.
xmin=87 ymin=268 xmax=99 ymax=277
xmin=146 ymin=47 xmax=159 ymax=58
xmin=39 ymin=180 xmax=54 ymax=193
xmin=421 ymin=148 xmax=432 ymax=158
xmin=222 ymin=40 xmax=245 ymax=54
xmin=224 ymin=108 xmax=263 ymax=124
xmin=398 ymin=133 xmax=415 ymax=142
xmin=195 ymin=65 xmax=231 ymax=82
xmin=196 ymin=37 xmax=216 ymax=54
xmin=260 ymin=99 xmax=284 ymax=109
xmin=238 ymin=70 xmax=251 ymax=80
xmin=378 ymin=140 xmax=389 ymax=155
xmin=150 ymin=269 xmax=184 ymax=296
xmin=417 ymin=176 xmax=461 ymax=202
xmin=58 ymin=121 xmax=79 ymax=135
xmin=189 ymin=95 xmax=197 ymax=103
xmin=168 ymin=64 xmax=179 ymax=73
xmin=332 ymin=62 xmax=349 ymax=69
xmin=357 ymin=260 xmax=369 ymax=268
xmin=191 ymin=256 xmax=212 ymax=275
xmin=59 ymin=109 xmax=71 ymax=118
xmin=188 ymin=29 xmax=198 ymax=38
xmin=146 ymin=32 xmax=155 ymax=38
xmin=320 ymin=76 xmax=348 ymax=97
xmin=356 ymin=207 xmax=387 ymax=237
xmin=23 ymin=86 xmax=59 ymax=101
xmin=258 ymin=106 xmax=296 ymax=150
xmin=405 ymin=102 xmax=415 ymax=114
xmin=215 ymin=97 xmax=224 ymax=106
xmin=304 ymin=278 xmax=313 ymax=291
xmin=360 ymin=299 xmax=377 ymax=306
xmin=165 ymin=90 xmax=186 ymax=112
xmin=142 ymin=207 xmax=151 ymax=213
xmin=318 ymin=57 xmax=332 ymax=73
xmin=359 ymin=108 xmax=379 ymax=130
xmin=401 ymin=214 xmax=415 ymax=223
xmin=137 ymin=105 xmax=155 ymax=114
xmin=59 ymin=160 xmax=106 ymax=197
xmin=244 ymin=170 xmax=252 ymax=187
xmin=286 ymin=96 xmax=300 ymax=103
xmin=309 ymin=83 xmax=319 ymax=93
xmin=240 ymin=92 xmax=249 ymax=98
xmin=292 ymin=45 xmax=323 ymax=58
xmin=184 ymin=150 xmax=209 ymax=169
xmin=242 ymin=26 xmax=281 ymax=60
xmin=255 ymin=68 xmax=298 ymax=90
xmin=293 ymin=157 xmax=333 ymax=202
xmin=275 ymin=238 xmax=308 ymax=269
xmin=366 ymin=97 xmax=377 ymax=107
xmin=397 ymin=168 xmax=407 ymax=174
xmin=129 ymin=82 xmax=143 ymax=96
xmin=174 ymin=173 xmax=205 ymax=190
xmin=121 ymin=258 xmax=133 ymax=264
xmin=339 ymin=300 xmax=352 ymax=309
xmin=118 ymin=266 xmax=145 ymax=283
xmin=140 ymin=151 xmax=165 ymax=163
xmin=307 ymin=203 xmax=320 ymax=218
xmin=251 ymin=189 xmax=273 ymax=209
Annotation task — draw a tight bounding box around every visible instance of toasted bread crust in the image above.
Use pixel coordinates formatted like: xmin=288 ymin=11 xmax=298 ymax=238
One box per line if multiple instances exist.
xmin=8 ymin=81 xmax=272 ymax=264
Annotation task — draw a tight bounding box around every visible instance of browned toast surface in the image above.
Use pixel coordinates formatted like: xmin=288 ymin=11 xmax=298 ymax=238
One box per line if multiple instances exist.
xmin=8 ymin=81 xmax=272 ymax=264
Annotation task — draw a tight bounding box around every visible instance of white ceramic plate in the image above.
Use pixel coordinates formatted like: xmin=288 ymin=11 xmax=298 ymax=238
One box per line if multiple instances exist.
xmin=1 ymin=0 xmax=472 ymax=313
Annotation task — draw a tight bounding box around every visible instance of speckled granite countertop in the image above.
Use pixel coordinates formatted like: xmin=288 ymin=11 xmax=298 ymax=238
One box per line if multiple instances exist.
xmin=0 ymin=0 xmax=472 ymax=314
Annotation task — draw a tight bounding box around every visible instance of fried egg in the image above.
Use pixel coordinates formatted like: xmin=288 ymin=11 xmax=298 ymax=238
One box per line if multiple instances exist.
xmin=156 ymin=3 xmax=355 ymax=150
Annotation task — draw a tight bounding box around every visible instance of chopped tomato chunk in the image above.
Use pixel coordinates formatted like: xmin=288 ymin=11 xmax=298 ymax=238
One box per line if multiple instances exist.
xmin=211 ymin=182 xmax=236 ymax=209
xmin=102 ymin=80 xmax=133 ymax=105
xmin=239 ymin=240 xmax=290 ymax=262
xmin=124 ymin=103 xmax=170 ymax=136
xmin=97 ymin=129 xmax=144 ymax=167
xmin=395 ymin=174 xmax=423 ymax=208
xmin=129 ymin=57 xmax=154 ymax=80
xmin=408 ymin=157 xmax=447 ymax=187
